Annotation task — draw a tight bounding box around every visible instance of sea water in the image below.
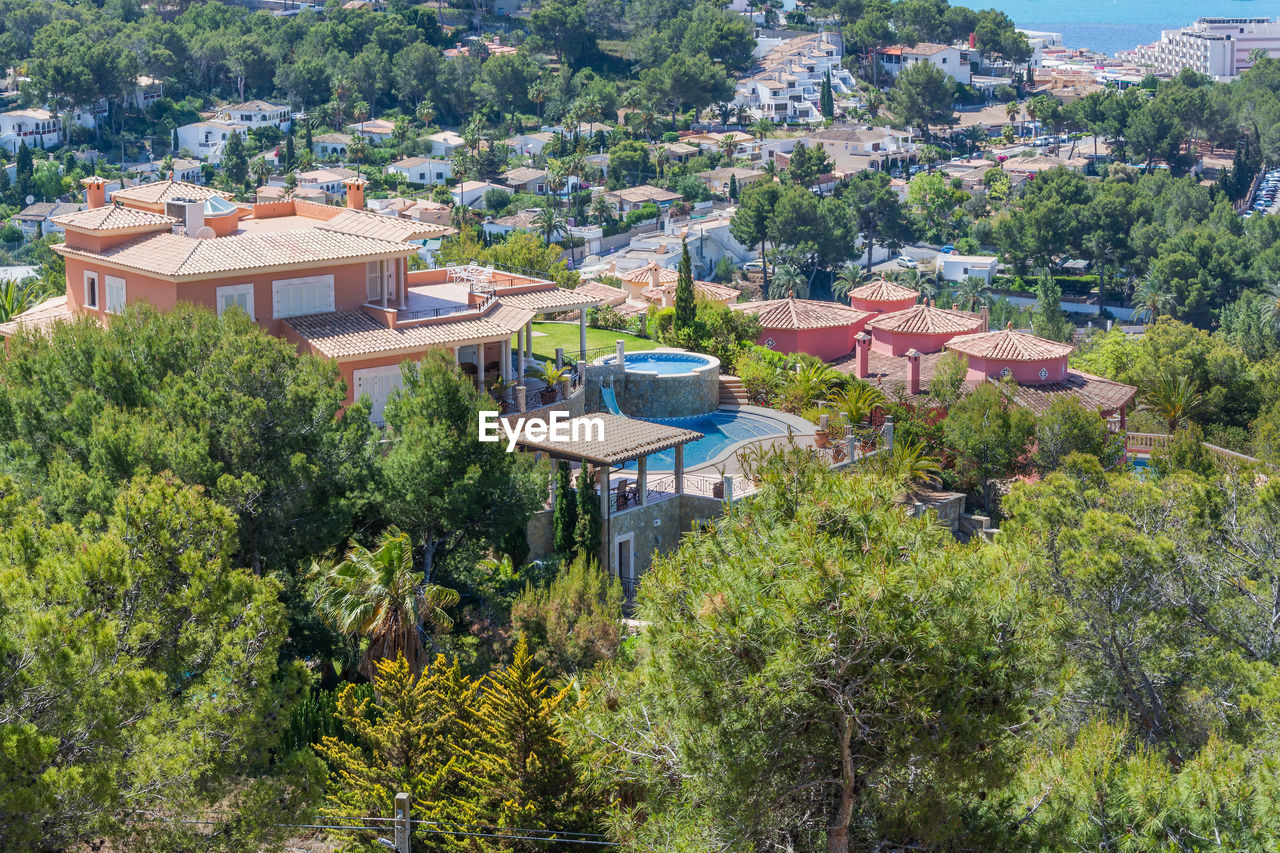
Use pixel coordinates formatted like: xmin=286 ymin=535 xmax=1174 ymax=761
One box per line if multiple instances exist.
xmin=983 ymin=0 xmax=1270 ymax=57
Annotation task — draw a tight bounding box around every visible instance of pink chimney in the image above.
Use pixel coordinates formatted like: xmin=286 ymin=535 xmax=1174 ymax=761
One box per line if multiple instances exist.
xmin=906 ymin=348 xmax=922 ymax=395
xmin=343 ymin=176 xmax=367 ymax=210
xmin=82 ymin=175 xmax=107 ymax=210
xmin=854 ymin=332 xmax=871 ymax=379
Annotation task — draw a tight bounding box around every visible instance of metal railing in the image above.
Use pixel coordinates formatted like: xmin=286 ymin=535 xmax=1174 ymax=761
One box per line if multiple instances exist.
xmin=397 ymin=291 xmax=496 ymax=322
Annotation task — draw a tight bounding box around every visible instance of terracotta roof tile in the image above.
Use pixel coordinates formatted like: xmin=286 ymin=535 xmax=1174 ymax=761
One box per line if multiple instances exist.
xmin=732 ymin=297 xmax=870 ymax=330
xmin=490 ymin=288 xmax=598 ymax=312
xmin=320 ymin=209 xmax=454 ymax=241
xmin=619 ymin=263 xmax=678 ymax=284
xmin=866 ymin=304 xmax=982 ymax=335
xmin=997 ymin=370 xmax=1137 ymax=415
xmin=847 ymin=278 xmax=918 ymax=303
xmin=56 ymin=228 xmax=416 ymax=280
xmin=575 ymin=281 xmax=627 ymax=305
xmin=285 ymin=303 xmax=535 ymax=359
xmin=52 ymin=206 xmax=178 ymax=233
xmin=109 ymin=180 xmax=232 ymax=206
xmin=0 ymin=296 xmax=75 ymax=337
xmin=946 ymin=328 xmax=1074 ymax=361
xmin=513 ymin=412 xmax=703 ymax=465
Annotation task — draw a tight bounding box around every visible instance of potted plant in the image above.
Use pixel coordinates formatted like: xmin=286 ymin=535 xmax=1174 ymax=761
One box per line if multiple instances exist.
xmin=489 ymin=377 xmax=517 ymax=413
xmin=711 ymin=464 xmax=726 ymax=498
xmin=527 ymin=361 xmax=570 ymax=404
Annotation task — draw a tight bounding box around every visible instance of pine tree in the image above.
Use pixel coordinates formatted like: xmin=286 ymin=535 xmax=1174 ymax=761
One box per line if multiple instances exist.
xmin=221 ymin=130 xmax=249 ymax=191
xmin=551 ymin=460 xmax=577 ymax=553
xmin=15 ymin=141 xmax=32 ymax=202
xmin=316 ymin=654 xmax=480 ymax=840
xmin=820 ymin=71 xmax=834 ymax=119
xmin=457 ymin=635 xmax=597 ymax=842
xmin=572 ymin=464 xmax=601 ymax=559
xmin=1032 ymin=275 xmax=1073 ymax=343
xmin=674 ymin=238 xmax=696 ymax=333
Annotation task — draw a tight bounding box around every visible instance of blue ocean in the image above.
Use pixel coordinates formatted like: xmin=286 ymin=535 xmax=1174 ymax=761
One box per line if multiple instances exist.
xmin=982 ymin=0 xmax=1272 ymax=56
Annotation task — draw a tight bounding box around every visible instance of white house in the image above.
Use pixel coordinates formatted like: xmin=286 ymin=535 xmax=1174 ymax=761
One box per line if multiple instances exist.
xmin=798 ymin=125 xmax=919 ymax=173
xmin=451 ymin=180 xmax=507 ymax=209
xmin=347 ymin=118 xmax=396 ymax=143
xmin=877 ymin=43 xmax=972 ymax=86
xmin=291 ymin=167 xmax=359 ymax=200
xmin=0 ymin=109 xmax=61 ymax=153
xmin=504 ymin=132 xmax=554 ymax=158
xmin=425 ymin=130 xmax=466 ymax=157
xmin=218 ymin=100 xmax=292 ymax=132
xmin=386 ymin=156 xmax=453 ymax=185
xmin=11 ymin=202 xmax=81 ymax=239
xmin=938 ymin=254 xmax=998 ymax=283
xmin=312 ymin=132 xmax=353 ymax=159
xmin=733 ymin=31 xmax=857 ymax=124
xmin=175 ymin=120 xmax=249 ymax=163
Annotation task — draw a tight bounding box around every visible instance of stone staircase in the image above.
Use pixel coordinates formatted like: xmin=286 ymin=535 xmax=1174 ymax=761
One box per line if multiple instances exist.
xmin=719 ymin=375 xmax=750 ymax=406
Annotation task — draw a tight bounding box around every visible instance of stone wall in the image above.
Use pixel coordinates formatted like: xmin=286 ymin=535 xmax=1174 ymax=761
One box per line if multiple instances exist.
xmin=616 ymin=363 xmax=719 ymax=418
xmin=605 ymin=492 xmax=727 ymax=580
xmin=526 ymin=508 xmax=555 ymax=562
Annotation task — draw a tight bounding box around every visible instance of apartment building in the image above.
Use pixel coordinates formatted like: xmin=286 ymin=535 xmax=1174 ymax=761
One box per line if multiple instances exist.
xmin=733 ymin=31 xmax=857 ymax=124
xmin=0 ymin=109 xmax=61 ymax=153
xmin=796 ymin=125 xmax=918 ymax=173
xmin=218 ymin=100 xmax=293 ymax=132
xmin=174 ymin=120 xmax=249 ymax=163
xmin=1124 ymin=17 xmax=1280 ymax=80
xmin=877 ymin=42 xmax=972 ymax=85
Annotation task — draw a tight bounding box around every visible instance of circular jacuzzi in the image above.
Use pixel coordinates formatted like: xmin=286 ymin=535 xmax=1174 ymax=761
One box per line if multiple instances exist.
xmin=596 ymin=350 xmax=720 ymax=418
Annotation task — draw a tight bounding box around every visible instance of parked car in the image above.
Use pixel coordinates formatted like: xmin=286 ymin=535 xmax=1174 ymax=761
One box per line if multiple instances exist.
xmin=896 ymin=255 xmax=918 ymax=269
xmin=742 ymin=259 xmax=775 ymax=274
xmin=939 ymin=244 xmax=955 ymax=254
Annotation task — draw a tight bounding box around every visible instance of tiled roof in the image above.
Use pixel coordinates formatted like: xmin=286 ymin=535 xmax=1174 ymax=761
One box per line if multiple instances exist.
xmin=575 ymin=281 xmax=627 ymax=305
xmin=491 ymin=288 xmax=598 ymax=312
xmin=732 ymin=297 xmax=870 ymax=330
xmin=226 ymin=99 xmax=288 ymax=112
xmin=52 ymin=205 xmax=177 ymax=232
xmin=997 ymin=370 xmax=1137 ymax=415
xmin=867 ymin=304 xmax=982 ymax=335
xmin=320 ymin=209 xmax=454 ymax=241
xmin=945 ymin=328 xmax=1074 ymax=361
xmin=513 ymin=412 xmax=703 ymax=465
xmin=642 ymin=280 xmax=741 ymax=303
xmin=0 ymin=296 xmax=74 ymax=338
xmin=847 ymin=278 xmax=918 ymax=302
xmin=285 ymin=304 xmax=535 ymax=359
xmin=56 ymin=228 xmax=415 ymax=279
xmin=619 ymin=263 xmax=678 ymax=285
xmin=110 ymin=180 xmax=232 ymax=206
xmin=503 ymin=167 xmax=548 ymax=184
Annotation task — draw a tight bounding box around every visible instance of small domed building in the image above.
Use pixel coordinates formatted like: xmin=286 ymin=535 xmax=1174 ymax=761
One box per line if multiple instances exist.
xmin=845 ymin=278 xmax=919 ymax=315
xmin=731 ymin=295 xmax=872 ymax=362
xmin=944 ymin=326 xmax=1072 ymax=385
xmin=864 ymin=302 xmax=985 ymax=356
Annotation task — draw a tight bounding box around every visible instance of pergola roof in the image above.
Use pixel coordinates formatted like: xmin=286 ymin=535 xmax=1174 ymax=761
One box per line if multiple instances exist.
xmin=515 ymin=413 xmax=703 ymax=465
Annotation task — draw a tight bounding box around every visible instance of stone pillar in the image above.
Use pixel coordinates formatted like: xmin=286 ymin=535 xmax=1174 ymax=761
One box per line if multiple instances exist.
xmin=723 ymin=475 xmax=734 ymax=507
xmin=500 ymin=339 xmax=511 ymax=383
xmin=525 ymin=321 xmax=534 ymax=360
xmin=516 ymin=384 xmax=527 ymax=413
xmin=555 ymin=347 xmax=564 ymax=369
xmin=517 ymin=329 xmax=526 ymax=379
xmin=854 ymin=332 xmax=871 ymax=379
xmin=847 ymin=429 xmax=857 ymax=460
xmin=906 ymin=349 xmax=921 ymax=396
xmin=615 ymin=338 xmax=626 ymax=366
xmin=882 ymin=415 xmax=895 ymax=450
xmin=579 ymin=311 xmax=588 ymax=359
xmin=674 ymin=445 xmax=684 ymax=494
xmin=637 ymin=455 xmax=648 ymax=506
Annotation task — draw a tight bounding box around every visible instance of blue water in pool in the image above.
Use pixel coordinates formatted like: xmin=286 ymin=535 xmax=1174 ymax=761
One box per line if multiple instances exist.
xmin=611 ymin=352 xmax=715 ymax=375
xmin=624 ymin=411 xmax=788 ymax=470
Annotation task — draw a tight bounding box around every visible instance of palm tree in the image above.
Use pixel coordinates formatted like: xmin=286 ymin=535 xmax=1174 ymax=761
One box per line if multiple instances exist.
xmin=750 ymin=118 xmax=775 ymax=139
xmin=718 ymin=134 xmax=737 ymax=163
xmin=894 ymin=269 xmax=936 ymax=301
xmin=249 ymin=156 xmax=271 ymax=190
xmin=954 ymin=275 xmax=994 ymax=311
xmin=1141 ymin=373 xmax=1204 ymax=433
xmin=349 ymin=135 xmax=367 ymax=177
xmin=1005 ymin=101 xmax=1019 ymax=136
xmin=415 ymin=98 xmax=435 ymax=129
xmin=1131 ymin=273 xmax=1174 ymax=323
xmin=0 ymin=278 xmax=38 ymax=324
xmin=787 ymin=361 xmax=847 ymax=408
xmin=876 ymin=439 xmax=943 ymax=489
xmin=831 ymin=265 xmax=864 ymax=303
xmin=532 ymin=203 xmax=567 ymax=248
xmin=865 ymin=90 xmax=883 ymax=119
xmin=591 ymin=195 xmax=615 ymax=227
xmin=310 ymin=527 xmax=459 ymax=679
xmin=768 ymin=264 xmax=808 ymax=299
xmin=830 ymin=381 xmax=885 ymax=425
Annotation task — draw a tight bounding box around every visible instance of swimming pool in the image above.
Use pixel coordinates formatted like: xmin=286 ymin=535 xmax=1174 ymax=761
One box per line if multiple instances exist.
xmin=605 ymin=351 xmax=718 ymax=375
xmin=625 ymin=410 xmax=789 ymax=470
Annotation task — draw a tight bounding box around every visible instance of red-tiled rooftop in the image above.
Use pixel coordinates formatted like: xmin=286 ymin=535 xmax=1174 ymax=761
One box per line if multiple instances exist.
xmin=732 ymin=297 xmax=871 ymax=330
xmin=52 ymin=206 xmax=178 ymax=232
xmin=946 ymin=328 xmax=1074 ymax=361
xmin=847 ymin=278 xmax=919 ymax=303
xmin=996 ymin=370 xmax=1137 ymax=415
xmin=867 ymin=303 xmax=982 ymax=335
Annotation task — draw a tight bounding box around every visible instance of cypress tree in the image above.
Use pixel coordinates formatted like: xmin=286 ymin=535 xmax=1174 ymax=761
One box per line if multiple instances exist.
xmin=674 ymin=238 xmax=696 ymax=333
xmin=552 ymin=460 xmax=577 ymax=553
xmin=284 ymin=131 xmax=296 ymax=171
xmin=729 ymin=172 xmax=739 ymax=200
xmin=820 ymin=71 xmax=834 ymax=119
xmin=15 ymin=141 xmax=32 ymax=202
xmin=573 ymin=464 xmax=601 ymax=559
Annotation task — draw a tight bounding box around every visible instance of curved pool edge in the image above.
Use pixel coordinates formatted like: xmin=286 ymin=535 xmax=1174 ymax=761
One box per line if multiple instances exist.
xmin=636 ymin=406 xmax=819 ymax=473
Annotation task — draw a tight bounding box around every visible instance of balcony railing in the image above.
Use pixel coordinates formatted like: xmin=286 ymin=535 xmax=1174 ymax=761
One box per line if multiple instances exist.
xmin=397 ymin=291 xmax=496 ymax=322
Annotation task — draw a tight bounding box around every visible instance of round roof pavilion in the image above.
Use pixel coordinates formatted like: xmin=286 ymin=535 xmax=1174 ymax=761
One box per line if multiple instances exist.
xmin=945 ymin=327 xmax=1074 ymax=385
xmin=866 ymin=303 xmax=984 ymax=356
xmin=846 ymin=278 xmax=919 ymax=315
xmin=732 ymin=296 xmax=872 ymax=361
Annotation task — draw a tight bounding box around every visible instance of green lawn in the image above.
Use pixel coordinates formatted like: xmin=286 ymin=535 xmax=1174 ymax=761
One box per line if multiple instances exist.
xmin=527 ymin=322 xmax=658 ymax=364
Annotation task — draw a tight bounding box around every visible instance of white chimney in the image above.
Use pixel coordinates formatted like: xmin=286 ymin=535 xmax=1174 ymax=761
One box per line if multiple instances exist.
xmin=183 ymin=200 xmax=204 ymax=236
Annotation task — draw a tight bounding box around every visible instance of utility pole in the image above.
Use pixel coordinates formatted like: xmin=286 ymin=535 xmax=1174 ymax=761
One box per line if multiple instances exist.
xmin=394 ymin=792 xmax=412 ymax=853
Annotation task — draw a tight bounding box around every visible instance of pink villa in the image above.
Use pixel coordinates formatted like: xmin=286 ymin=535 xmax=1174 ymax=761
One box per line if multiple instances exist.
xmin=1 ymin=175 xmax=596 ymax=423
xmin=731 ymin=295 xmax=872 ymax=362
